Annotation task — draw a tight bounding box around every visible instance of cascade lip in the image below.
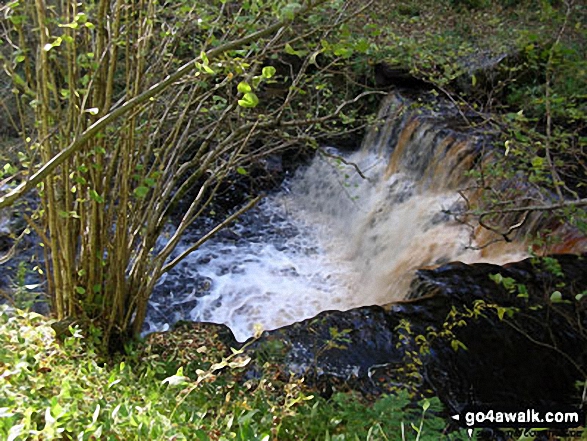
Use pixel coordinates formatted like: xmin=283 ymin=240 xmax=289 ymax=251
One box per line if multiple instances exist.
xmin=146 ymin=90 xmax=584 ymax=344
xmin=144 ymin=94 xmax=528 ymax=342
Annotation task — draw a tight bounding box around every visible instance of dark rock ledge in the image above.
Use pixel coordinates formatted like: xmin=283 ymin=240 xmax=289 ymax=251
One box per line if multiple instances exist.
xmin=155 ymin=253 xmax=587 ymax=417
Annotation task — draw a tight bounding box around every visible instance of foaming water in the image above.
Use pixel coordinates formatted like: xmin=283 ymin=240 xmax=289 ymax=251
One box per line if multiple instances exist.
xmin=145 ymin=194 xmax=358 ymax=341
xmin=145 ymin=93 xmax=528 ymax=341
xmin=286 ymin=148 xmax=525 ymax=306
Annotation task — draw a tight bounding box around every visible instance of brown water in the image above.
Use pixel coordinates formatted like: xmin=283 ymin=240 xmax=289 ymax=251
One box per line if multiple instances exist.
xmin=147 ymin=93 xmax=548 ymax=341
xmin=287 ymin=94 xmax=526 ymax=307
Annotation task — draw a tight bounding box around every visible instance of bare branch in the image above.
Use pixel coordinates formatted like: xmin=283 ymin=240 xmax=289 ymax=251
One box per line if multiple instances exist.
xmin=544 ymin=0 xmax=573 ymax=201
xmin=161 ymin=195 xmax=262 ymax=275
xmin=318 ymin=148 xmax=372 ymax=181
xmin=469 ymin=197 xmax=587 ymax=216
xmin=0 ymin=1 xmax=326 ymax=209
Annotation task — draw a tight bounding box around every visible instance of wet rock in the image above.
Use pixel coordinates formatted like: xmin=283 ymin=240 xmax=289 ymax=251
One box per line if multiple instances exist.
xmin=216 ymin=228 xmax=241 ymax=242
xmin=453 ymin=50 xmax=512 ymax=96
xmin=260 ymin=155 xmax=283 ymax=175
xmin=0 ymin=234 xmax=12 ymax=253
xmin=0 ymin=198 xmax=44 ymax=306
xmin=373 ymin=62 xmax=431 ymax=90
xmin=374 ymin=49 xmax=538 ymax=115
xmin=231 ymin=254 xmax=587 ymax=413
xmin=238 ymin=305 xmax=409 ymax=397
xmin=407 ymin=255 xmax=587 ymax=412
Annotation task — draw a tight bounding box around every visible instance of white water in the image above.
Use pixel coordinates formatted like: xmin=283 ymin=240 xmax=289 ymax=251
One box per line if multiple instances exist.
xmin=145 ymin=95 xmax=526 ymax=341
xmin=145 ymin=150 xmax=523 ymax=342
xmin=146 ymin=188 xmax=357 ymax=341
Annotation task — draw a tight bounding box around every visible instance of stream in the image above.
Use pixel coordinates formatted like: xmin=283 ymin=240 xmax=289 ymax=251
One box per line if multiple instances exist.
xmin=144 ymin=93 xmax=527 ymax=342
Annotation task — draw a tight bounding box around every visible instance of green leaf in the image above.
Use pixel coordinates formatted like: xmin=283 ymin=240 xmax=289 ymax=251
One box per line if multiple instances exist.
xmin=236 ymin=167 xmax=248 ymax=175
xmin=133 ymin=186 xmax=149 ymax=199
xmin=497 ymin=307 xmax=507 ymax=320
xmin=237 ymin=81 xmax=252 ymax=94
xmin=195 ymin=61 xmax=215 ymax=75
xmin=285 ymin=43 xmax=298 ymax=56
xmin=8 ymin=13 xmax=26 ymax=26
xmin=238 ymin=409 xmax=260 ymax=425
xmin=162 ymin=367 xmax=188 ymax=386
xmin=333 ymin=46 xmax=353 ymax=58
xmin=75 ymin=286 xmax=86 ymax=295
xmin=354 ymin=38 xmax=370 ymax=53
xmin=238 ymin=92 xmax=259 ymax=108
xmin=43 ymin=37 xmax=62 ymax=52
xmin=450 ymin=339 xmax=467 ymax=352
xmin=517 ymin=284 xmax=528 ymax=297
xmin=7 ymin=423 xmax=24 ymax=441
xmin=58 ymin=21 xmax=79 ymax=29
xmin=261 ymin=66 xmax=276 ymax=79
xmin=550 ymin=291 xmax=563 ymax=303
xmin=309 ymin=50 xmax=322 ymax=66
xmin=202 ymin=64 xmax=215 ymax=74
xmin=489 ymin=273 xmax=503 ymax=284
xmin=89 ymin=189 xmax=104 ymax=203
xmin=531 ymin=156 xmax=544 ymax=168
xmin=92 ymin=404 xmax=100 ymax=424
xmin=280 ymin=3 xmax=302 ymax=20
xmin=200 ymin=51 xmax=209 ymax=66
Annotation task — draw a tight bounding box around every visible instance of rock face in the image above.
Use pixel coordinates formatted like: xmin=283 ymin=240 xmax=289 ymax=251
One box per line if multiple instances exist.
xmin=238 ymin=254 xmax=587 ymax=412
xmin=245 ymin=306 xmax=405 ymax=397
xmin=405 ymin=255 xmax=587 ymax=411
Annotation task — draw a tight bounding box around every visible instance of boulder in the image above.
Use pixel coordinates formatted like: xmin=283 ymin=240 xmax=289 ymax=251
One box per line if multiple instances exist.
xmin=406 ymin=255 xmax=587 ymax=411
xmin=239 ymin=254 xmax=587 ymax=413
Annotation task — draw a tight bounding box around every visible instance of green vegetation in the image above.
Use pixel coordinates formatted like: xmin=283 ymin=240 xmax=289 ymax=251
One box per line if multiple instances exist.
xmin=0 ymin=0 xmax=584 ymax=347
xmin=0 ymin=307 xmax=453 ymax=440
xmin=0 ymin=0 xmax=379 ymax=350
xmin=0 ymin=0 xmax=586 ymax=439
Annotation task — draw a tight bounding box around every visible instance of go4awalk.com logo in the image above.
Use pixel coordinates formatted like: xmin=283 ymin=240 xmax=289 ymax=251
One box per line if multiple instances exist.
xmin=451 ymin=405 xmax=585 ymax=438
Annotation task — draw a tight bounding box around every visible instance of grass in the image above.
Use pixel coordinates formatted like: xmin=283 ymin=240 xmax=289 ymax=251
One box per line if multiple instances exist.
xmin=353 ymin=0 xmax=585 ymax=98
xmin=0 ymin=307 xmax=457 ymax=440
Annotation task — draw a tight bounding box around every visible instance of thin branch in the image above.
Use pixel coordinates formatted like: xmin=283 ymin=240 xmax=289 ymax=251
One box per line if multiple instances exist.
xmin=318 ymin=148 xmax=371 ymax=181
xmin=280 ymin=90 xmax=387 ymax=127
xmin=544 ymin=0 xmax=573 ymax=201
xmin=469 ymin=197 xmax=587 ymax=216
xmin=161 ymin=195 xmax=262 ymax=274
xmin=477 ymin=210 xmax=530 ymax=242
xmin=501 ymin=315 xmax=586 ymax=380
xmin=0 ymin=1 xmax=326 ymax=209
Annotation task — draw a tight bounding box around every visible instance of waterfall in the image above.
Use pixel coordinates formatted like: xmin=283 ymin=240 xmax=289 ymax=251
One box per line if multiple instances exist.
xmin=145 ymin=93 xmax=528 ymax=341
xmin=286 ymin=93 xmax=526 ymax=307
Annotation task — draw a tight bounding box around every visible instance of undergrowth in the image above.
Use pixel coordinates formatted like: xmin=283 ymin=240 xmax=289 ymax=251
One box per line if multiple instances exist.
xmin=0 ymin=307 xmax=457 ymax=440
